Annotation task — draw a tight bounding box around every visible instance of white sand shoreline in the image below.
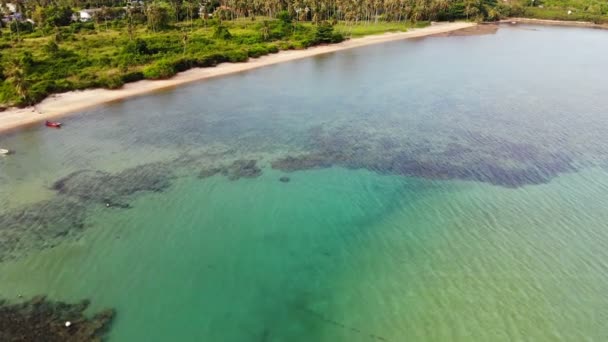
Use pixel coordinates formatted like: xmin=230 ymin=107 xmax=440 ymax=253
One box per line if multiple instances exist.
xmin=0 ymin=22 xmax=474 ymax=134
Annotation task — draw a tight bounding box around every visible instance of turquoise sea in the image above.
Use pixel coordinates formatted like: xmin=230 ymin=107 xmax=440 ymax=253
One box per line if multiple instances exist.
xmin=1 ymin=24 xmax=608 ymax=341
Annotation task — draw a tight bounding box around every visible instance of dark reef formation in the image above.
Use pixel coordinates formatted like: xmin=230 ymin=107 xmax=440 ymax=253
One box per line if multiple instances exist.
xmin=271 ymin=124 xmax=576 ymax=188
xmin=0 ymin=296 xmax=115 ymax=342
xmin=0 ymin=198 xmax=88 ymax=261
xmin=199 ymin=159 xmax=262 ymax=181
xmin=0 ymin=161 xmax=176 ymax=261
xmin=52 ymin=163 xmax=173 ymax=205
xmin=271 ymin=154 xmax=334 ymax=172
xmin=0 ymin=123 xmax=579 ymax=263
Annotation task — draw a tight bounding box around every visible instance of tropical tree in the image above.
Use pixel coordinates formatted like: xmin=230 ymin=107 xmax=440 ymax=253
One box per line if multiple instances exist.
xmin=146 ymin=1 xmax=172 ymax=31
xmin=4 ymin=54 xmax=32 ymax=103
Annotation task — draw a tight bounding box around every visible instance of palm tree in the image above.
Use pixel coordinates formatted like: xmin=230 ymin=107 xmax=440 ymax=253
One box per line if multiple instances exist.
xmin=259 ymin=20 xmax=270 ymax=40
xmin=5 ymin=58 xmax=29 ymax=102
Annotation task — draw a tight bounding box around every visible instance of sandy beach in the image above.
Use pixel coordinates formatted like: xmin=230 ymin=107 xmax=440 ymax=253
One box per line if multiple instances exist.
xmin=0 ymin=21 xmax=474 ymax=134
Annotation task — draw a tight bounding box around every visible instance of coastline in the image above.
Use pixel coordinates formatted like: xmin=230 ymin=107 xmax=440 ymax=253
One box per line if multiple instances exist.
xmin=504 ymin=17 xmax=608 ymax=29
xmin=0 ymin=21 xmax=474 ymax=134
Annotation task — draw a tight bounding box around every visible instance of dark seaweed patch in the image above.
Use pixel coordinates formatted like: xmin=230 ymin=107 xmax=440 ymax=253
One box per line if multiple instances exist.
xmin=271 ymin=154 xmax=333 ymax=172
xmin=223 ymin=160 xmax=262 ymax=180
xmin=0 ymin=296 xmax=114 ymax=342
xmin=53 ymin=163 xmax=173 ymax=205
xmin=199 ymin=160 xmax=262 ymax=181
xmin=0 ymin=161 xmax=177 ymax=261
xmin=0 ymin=198 xmax=88 ymax=261
xmin=271 ymin=125 xmax=577 ymax=188
xmin=198 ymin=167 xmax=222 ymax=179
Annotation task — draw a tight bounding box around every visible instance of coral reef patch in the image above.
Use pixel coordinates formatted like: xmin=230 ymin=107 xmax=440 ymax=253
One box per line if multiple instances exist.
xmin=0 ymin=296 xmax=115 ymax=342
xmin=271 ymin=124 xmax=576 ymax=188
xmin=0 ymin=198 xmax=87 ymax=261
xmin=0 ymin=161 xmax=176 ymax=261
xmin=199 ymin=159 xmax=262 ymax=181
xmin=52 ymin=163 xmax=173 ymax=205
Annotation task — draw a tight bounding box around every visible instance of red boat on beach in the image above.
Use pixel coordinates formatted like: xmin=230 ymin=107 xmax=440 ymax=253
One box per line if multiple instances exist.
xmin=45 ymin=121 xmax=62 ymax=128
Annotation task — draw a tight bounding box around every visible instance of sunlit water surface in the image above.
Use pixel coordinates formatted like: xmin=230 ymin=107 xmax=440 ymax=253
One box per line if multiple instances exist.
xmin=1 ymin=24 xmax=608 ymax=341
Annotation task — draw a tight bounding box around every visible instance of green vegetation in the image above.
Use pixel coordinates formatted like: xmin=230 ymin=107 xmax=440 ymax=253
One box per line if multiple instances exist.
xmin=334 ymin=21 xmax=430 ymax=38
xmin=505 ymin=0 xmax=608 ymax=23
xmin=0 ymin=16 xmax=349 ymax=107
xmin=1 ymin=0 xmax=597 ymax=107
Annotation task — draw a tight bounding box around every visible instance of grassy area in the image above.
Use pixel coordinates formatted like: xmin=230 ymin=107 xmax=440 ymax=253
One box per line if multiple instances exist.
xmin=504 ymin=0 xmax=608 ymax=23
xmin=533 ymin=0 xmax=608 ymax=12
xmin=335 ymin=21 xmax=429 ymax=38
xmin=522 ymin=6 xmax=608 ymax=23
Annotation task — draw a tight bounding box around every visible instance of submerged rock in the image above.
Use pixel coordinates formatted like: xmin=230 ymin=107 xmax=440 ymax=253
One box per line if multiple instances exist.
xmin=279 ymin=176 xmax=290 ymax=183
xmin=0 ymin=296 xmax=115 ymax=342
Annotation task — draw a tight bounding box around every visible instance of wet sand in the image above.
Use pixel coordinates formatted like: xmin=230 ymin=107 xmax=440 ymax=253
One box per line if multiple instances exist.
xmin=429 ymin=23 xmax=498 ymax=37
xmin=0 ymin=22 xmax=474 ymax=134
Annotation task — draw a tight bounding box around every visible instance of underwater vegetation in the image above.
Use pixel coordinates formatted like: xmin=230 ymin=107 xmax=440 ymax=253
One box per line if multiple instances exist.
xmin=0 ymin=296 xmax=114 ymax=342
xmin=52 ymin=164 xmax=173 ymax=204
xmin=0 ymin=198 xmax=87 ymax=262
xmin=0 ymin=161 xmax=177 ymax=262
xmin=272 ymin=124 xmax=577 ymax=188
xmin=198 ymin=159 xmax=262 ymax=181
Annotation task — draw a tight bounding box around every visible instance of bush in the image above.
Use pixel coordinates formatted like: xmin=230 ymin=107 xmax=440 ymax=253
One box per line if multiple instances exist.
xmin=197 ymin=53 xmax=228 ymax=67
xmin=172 ymin=57 xmax=197 ymax=72
xmin=213 ymin=24 xmax=232 ymax=40
xmin=43 ymin=41 xmax=60 ymax=55
xmin=0 ymin=82 xmax=17 ymax=104
xmin=276 ymin=11 xmax=293 ymax=24
xmin=123 ymin=38 xmax=151 ymax=55
xmin=70 ymin=22 xmax=96 ymax=33
xmin=100 ymin=75 xmax=125 ymax=89
xmin=314 ymin=21 xmax=336 ymax=44
xmin=142 ymin=59 xmax=176 ymax=79
xmin=9 ymin=21 xmax=34 ymax=34
xmin=53 ymin=79 xmax=73 ymax=92
xmin=246 ymin=45 xmax=269 ymax=58
xmin=226 ymin=50 xmax=249 ymax=63
xmin=121 ymin=71 xmax=144 ymax=83
xmin=28 ymin=81 xmax=56 ymax=104
xmin=267 ymin=44 xmax=279 ymax=54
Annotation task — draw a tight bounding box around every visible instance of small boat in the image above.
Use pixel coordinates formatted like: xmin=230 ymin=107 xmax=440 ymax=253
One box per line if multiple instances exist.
xmin=45 ymin=121 xmax=62 ymax=128
xmin=0 ymin=148 xmax=11 ymax=155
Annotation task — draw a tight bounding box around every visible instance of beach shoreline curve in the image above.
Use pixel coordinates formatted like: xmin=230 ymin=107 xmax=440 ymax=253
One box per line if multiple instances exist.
xmin=0 ymin=22 xmax=474 ymax=134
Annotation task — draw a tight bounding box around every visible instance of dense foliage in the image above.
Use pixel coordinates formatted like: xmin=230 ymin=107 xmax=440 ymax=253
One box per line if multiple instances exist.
xmin=0 ymin=12 xmax=355 ymax=107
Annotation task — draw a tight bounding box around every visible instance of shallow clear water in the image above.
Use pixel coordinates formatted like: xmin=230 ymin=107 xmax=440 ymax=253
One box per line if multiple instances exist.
xmin=1 ymin=24 xmax=608 ymax=341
